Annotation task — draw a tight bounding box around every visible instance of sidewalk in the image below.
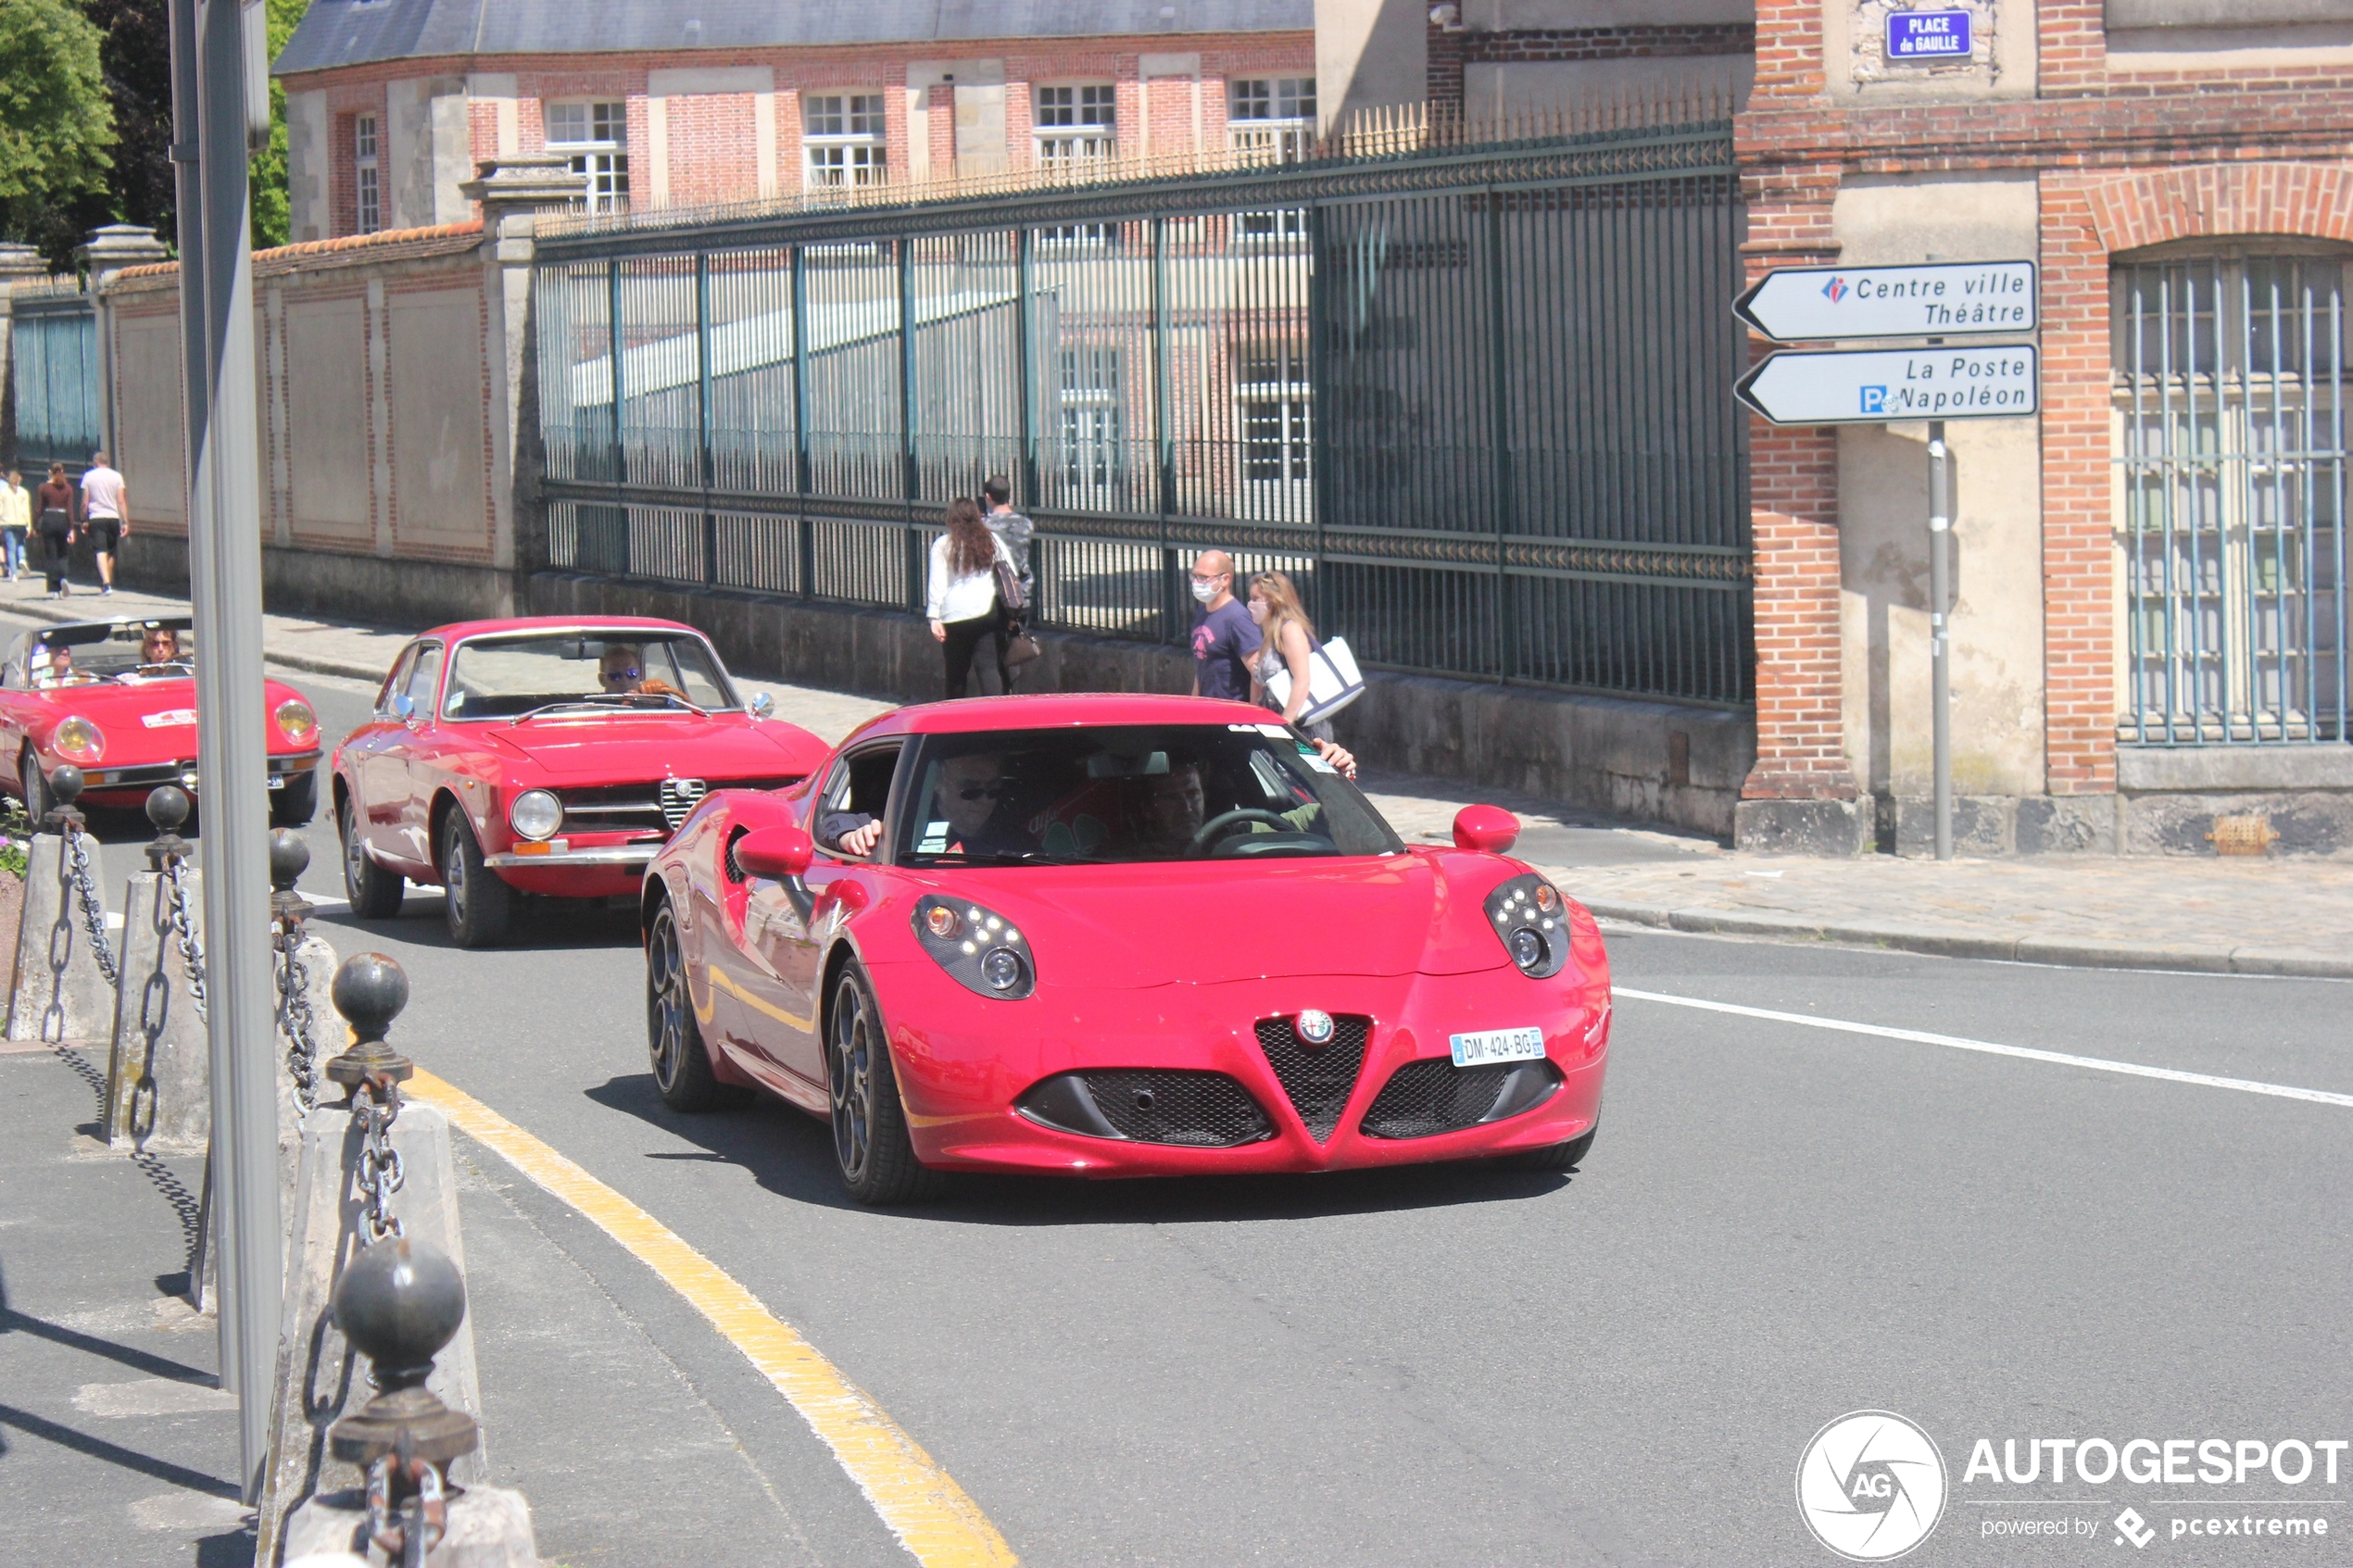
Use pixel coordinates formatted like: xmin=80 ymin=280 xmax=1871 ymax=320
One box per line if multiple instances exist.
xmin=14 ymin=581 xmax=2349 ymax=980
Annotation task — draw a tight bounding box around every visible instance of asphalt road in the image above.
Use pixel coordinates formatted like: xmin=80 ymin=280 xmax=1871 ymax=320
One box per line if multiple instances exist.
xmin=16 ymin=617 xmax=2353 ymax=1567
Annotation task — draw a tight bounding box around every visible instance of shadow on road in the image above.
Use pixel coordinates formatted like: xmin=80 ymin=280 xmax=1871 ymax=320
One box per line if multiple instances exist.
xmin=584 ymin=1072 xmax=1577 ymax=1225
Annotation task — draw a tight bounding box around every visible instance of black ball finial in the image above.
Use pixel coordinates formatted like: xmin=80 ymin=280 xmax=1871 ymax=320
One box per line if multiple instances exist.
xmin=333 ymin=952 xmax=409 ymax=1042
xmin=48 ymin=764 xmax=83 ymax=805
xmin=332 ymin=1238 xmax=468 ymax=1386
xmin=146 ymin=784 xmax=191 ymax=832
xmin=269 ymin=828 xmax=310 ymax=890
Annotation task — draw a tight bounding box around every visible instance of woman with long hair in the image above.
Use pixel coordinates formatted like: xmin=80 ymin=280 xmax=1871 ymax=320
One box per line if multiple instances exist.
xmin=927 ymin=496 xmax=1013 ymax=698
xmin=1246 ymin=570 xmax=1331 ymax=740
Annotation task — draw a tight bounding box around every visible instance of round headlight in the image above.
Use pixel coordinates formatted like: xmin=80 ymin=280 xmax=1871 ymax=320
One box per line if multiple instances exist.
xmin=1508 ymin=927 xmax=1545 ymax=970
xmin=52 ymin=716 xmax=104 ymax=763
xmin=508 ymin=788 xmax=563 ymax=841
xmin=980 ymin=947 xmax=1024 ymax=992
xmin=275 ymin=698 xmax=318 ymax=744
xmin=1534 ymin=883 xmax=1558 ymax=912
xmin=925 ymin=904 xmax=962 ymax=939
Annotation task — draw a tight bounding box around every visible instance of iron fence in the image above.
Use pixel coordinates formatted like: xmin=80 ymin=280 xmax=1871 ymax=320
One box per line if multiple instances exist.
xmin=533 ymin=124 xmax=1752 ymax=706
xmin=8 ymin=293 xmax=103 ymax=470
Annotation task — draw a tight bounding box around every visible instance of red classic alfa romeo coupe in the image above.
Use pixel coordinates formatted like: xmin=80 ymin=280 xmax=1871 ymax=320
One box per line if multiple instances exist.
xmin=0 ymin=617 xmax=323 ymax=823
xmin=333 ymin=617 xmax=829 ymax=947
xmin=641 ymin=693 xmax=1612 ymax=1203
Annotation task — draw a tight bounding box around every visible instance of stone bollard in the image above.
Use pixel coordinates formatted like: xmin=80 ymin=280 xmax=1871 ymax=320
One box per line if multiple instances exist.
xmin=103 ymin=787 xmax=209 ymax=1149
xmin=6 ymin=765 xmax=119 ymax=1043
xmin=257 ymin=955 xmax=489 ymax=1565
xmin=280 ymin=1238 xmax=541 ymax=1566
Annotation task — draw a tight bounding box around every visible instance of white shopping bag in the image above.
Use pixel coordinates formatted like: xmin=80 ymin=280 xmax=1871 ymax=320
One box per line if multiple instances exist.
xmin=1264 ymin=636 xmax=1366 ymax=725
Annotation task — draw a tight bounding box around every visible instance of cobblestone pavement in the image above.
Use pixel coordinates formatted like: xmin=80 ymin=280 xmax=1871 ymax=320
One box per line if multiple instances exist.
xmin=19 ymin=582 xmax=2348 ymax=978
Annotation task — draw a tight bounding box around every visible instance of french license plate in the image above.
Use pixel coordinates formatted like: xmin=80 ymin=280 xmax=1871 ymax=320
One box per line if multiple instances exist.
xmin=267 ymin=775 xmax=285 ymax=790
xmin=1449 ymin=1026 xmax=1546 ymax=1068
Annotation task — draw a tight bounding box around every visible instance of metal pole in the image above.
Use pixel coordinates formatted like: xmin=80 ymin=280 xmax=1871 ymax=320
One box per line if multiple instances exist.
xmin=1929 ymin=420 xmax=1952 ymax=861
xmin=171 ymin=0 xmax=281 ymax=1496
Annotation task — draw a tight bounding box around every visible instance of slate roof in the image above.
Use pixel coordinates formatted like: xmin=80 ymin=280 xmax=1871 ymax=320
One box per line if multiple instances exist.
xmin=276 ymin=0 xmax=1315 ymax=76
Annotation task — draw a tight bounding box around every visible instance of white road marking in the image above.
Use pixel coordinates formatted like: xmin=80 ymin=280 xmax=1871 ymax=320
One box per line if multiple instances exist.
xmin=1613 ymin=986 xmax=2353 ymax=1110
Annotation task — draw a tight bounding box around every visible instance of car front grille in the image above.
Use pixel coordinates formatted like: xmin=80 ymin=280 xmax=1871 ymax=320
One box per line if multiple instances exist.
xmin=1253 ymin=1013 xmax=1370 ymax=1142
xmin=658 ymin=776 xmax=708 ymax=829
xmin=1081 ymin=1070 xmax=1273 ymax=1147
xmin=1359 ymin=1057 xmax=1563 ymax=1139
xmin=555 ymin=776 xmax=797 ymax=835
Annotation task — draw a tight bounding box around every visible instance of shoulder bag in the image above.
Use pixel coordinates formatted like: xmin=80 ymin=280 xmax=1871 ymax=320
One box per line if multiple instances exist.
xmin=1263 ymin=635 xmax=1366 ymax=726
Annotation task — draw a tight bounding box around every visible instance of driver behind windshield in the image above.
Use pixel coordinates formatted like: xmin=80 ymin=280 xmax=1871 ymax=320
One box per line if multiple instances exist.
xmin=131 ymin=626 xmax=185 ymax=676
xmin=822 ymin=751 xmax=1023 ymax=859
xmin=598 ymin=645 xmax=645 ymax=694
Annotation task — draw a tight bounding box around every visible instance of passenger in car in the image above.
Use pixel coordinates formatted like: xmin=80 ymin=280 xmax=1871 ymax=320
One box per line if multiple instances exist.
xmin=822 ymin=750 xmax=1020 ymax=859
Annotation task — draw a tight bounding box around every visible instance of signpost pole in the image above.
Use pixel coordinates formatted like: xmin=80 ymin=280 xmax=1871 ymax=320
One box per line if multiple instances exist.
xmin=1928 ymin=421 xmax=1952 ymax=861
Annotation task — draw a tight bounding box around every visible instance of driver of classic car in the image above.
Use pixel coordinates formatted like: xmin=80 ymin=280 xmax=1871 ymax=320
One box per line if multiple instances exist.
xmin=598 ymin=642 xmax=684 ymax=700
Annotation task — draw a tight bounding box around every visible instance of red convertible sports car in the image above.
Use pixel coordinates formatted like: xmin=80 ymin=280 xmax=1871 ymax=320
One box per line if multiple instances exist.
xmin=0 ymin=616 xmax=323 ymax=824
xmin=642 ymin=693 xmax=1612 ymax=1203
xmin=333 ymin=616 xmax=829 ymax=947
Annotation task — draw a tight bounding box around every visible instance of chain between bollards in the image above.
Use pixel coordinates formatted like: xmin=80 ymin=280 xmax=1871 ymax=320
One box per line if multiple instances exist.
xmin=270 ymin=828 xmax=320 ymax=1111
xmin=325 ymin=954 xmax=414 ymax=1246
xmin=48 ymin=767 xmax=120 ymax=986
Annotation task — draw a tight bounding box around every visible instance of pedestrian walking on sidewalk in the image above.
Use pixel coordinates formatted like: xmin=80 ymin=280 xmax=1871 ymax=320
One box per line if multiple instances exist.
xmin=78 ymin=450 xmax=128 ymax=596
xmin=981 ymin=474 xmax=1035 ymax=692
xmin=1188 ymin=548 xmax=1259 ymax=702
xmin=0 ymin=470 xmax=29 ymax=582
xmin=1246 ymin=570 xmax=1334 ymax=742
xmin=928 ymin=496 xmax=1013 ymax=699
xmin=33 ymin=462 xmax=76 ymax=598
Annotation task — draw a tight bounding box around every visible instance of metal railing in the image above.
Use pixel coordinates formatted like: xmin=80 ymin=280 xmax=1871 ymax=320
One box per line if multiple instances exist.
xmin=2116 ymin=252 xmax=2352 ymax=746
xmin=532 ymin=121 xmax=1753 ymax=706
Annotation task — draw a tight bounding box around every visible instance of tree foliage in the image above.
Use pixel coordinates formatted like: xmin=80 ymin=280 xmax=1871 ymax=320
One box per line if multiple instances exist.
xmin=247 ymin=0 xmax=310 ymax=249
xmin=0 ymin=0 xmax=118 ymax=207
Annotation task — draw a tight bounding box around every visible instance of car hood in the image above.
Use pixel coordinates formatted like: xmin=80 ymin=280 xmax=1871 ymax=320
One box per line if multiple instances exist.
xmin=892 ymin=850 xmax=1514 ymax=987
xmin=479 ymin=716 xmax=824 ymax=780
xmin=25 ymin=677 xmax=316 ymax=754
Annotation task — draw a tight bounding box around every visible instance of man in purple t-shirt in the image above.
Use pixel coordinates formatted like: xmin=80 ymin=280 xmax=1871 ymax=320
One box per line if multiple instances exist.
xmin=1189 ymin=549 xmax=1259 ymax=701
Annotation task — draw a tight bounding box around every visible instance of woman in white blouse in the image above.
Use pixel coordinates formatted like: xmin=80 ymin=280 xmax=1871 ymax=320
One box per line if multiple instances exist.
xmin=927 ymin=496 xmax=1013 ymax=698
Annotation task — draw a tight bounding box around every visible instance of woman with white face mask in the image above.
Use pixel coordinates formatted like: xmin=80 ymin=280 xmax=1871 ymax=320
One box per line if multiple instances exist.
xmin=1246 ymin=570 xmax=1333 ymax=742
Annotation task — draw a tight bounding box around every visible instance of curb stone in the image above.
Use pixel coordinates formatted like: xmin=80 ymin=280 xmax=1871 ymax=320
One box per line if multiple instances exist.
xmin=1578 ymin=896 xmax=2353 ymax=980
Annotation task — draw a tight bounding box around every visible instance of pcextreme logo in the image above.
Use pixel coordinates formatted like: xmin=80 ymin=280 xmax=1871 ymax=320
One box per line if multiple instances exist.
xmin=1796 ymin=1411 xmax=1950 ymax=1562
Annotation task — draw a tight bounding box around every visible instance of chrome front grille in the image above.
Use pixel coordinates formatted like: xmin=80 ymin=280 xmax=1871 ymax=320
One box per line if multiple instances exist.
xmin=658 ymin=776 xmax=708 ymax=829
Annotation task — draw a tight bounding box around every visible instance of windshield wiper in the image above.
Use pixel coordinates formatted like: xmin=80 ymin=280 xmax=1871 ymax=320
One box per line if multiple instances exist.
xmin=515 ymin=692 xmax=709 ymax=721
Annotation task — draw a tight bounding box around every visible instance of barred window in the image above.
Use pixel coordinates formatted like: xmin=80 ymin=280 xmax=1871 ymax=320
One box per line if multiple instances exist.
xmin=805 ymin=94 xmax=887 ymax=194
xmin=2114 ymin=245 xmax=2352 ymax=746
xmin=354 ymin=114 xmax=380 ymax=233
xmin=1059 ymin=346 xmax=1124 ymax=491
xmin=546 ymin=100 xmax=630 ymax=213
xmin=1238 ymin=341 xmax=1311 ymax=483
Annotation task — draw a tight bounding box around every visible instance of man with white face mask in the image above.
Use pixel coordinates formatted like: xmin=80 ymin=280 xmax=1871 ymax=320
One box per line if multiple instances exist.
xmin=1188 ymin=548 xmax=1260 ymax=701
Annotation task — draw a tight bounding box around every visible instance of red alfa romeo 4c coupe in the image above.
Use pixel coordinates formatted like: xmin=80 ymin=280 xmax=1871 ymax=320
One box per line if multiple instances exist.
xmin=642 ymin=693 xmax=1611 ymax=1203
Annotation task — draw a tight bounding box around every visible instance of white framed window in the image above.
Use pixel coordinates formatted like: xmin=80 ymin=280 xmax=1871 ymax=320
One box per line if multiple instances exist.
xmin=1237 ymin=340 xmax=1311 ymax=483
xmin=1059 ymin=345 xmax=1125 ymax=492
xmin=804 ymin=94 xmax=887 ymax=194
xmin=1035 ymin=83 xmax=1117 ymax=169
xmin=1230 ymin=78 xmax=1314 ymax=238
xmin=546 ymin=100 xmax=630 ymax=213
xmin=354 ymin=114 xmax=381 ymax=233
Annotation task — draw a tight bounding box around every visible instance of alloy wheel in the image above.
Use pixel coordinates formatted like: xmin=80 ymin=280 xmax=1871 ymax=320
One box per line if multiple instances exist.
xmin=648 ymin=909 xmax=686 ymax=1090
xmin=343 ymin=804 xmax=368 ymax=896
xmin=829 ymin=977 xmax=875 ymax=1181
xmin=443 ymin=820 xmax=469 ymax=924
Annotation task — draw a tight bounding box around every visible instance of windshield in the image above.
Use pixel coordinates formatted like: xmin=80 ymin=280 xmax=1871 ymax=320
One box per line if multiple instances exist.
xmin=441 ymin=632 xmax=738 ymax=719
xmin=27 ymin=620 xmax=195 ymax=687
xmin=894 ymin=723 xmax=1404 ymax=865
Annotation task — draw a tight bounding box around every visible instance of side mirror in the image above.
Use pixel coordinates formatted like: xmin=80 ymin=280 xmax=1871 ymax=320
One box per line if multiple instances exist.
xmin=734 ymin=824 xmax=814 ymax=881
xmin=389 ymin=693 xmax=417 ymax=725
xmin=749 ymin=692 xmax=775 ymax=722
xmin=1452 ymin=804 xmax=1520 ymax=855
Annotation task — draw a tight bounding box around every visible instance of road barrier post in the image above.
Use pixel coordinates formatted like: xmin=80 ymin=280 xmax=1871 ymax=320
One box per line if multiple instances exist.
xmin=281 ymin=1239 xmax=542 ymax=1566
xmin=103 ymin=786 xmax=210 ymax=1150
xmin=271 ymin=829 xmax=336 ymax=1201
xmin=6 ymin=765 xmax=118 ymax=1043
xmin=256 ymin=954 xmax=488 ymax=1564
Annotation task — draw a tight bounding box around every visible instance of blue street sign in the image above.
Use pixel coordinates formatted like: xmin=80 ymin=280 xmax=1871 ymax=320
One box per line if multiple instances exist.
xmin=1887 ymin=9 xmax=1971 ymax=60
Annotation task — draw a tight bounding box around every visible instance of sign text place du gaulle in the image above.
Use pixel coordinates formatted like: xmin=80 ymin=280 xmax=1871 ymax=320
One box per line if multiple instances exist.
xmin=1887 ymin=8 xmax=1972 ymax=59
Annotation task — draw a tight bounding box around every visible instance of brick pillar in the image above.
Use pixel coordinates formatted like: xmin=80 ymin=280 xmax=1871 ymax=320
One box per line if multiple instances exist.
xmin=1426 ymin=16 xmax=1466 ymax=117
xmin=929 ymin=83 xmax=957 ymax=182
xmin=2036 ymin=0 xmax=2107 ymax=96
xmin=2038 ymin=175 xmax=2118 ymax=797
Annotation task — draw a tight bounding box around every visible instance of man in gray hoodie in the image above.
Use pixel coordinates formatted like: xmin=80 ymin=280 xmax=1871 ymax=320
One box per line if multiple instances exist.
xmin=981 ymin=475 xmax=1035 ymax=692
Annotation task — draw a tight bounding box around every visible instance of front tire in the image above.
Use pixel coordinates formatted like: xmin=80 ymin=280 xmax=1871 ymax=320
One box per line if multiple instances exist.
xmin=648 ymin=902 xmax=749 ymax=1112
xmin=1497 ymin=1124 xmax=1596 ymax=1173
xmin=826 ymin=963 xmax=942 ymax=1206
xmin=340 ymin=793 xmax=404 ymax=919
xmin=19 ymin=749 xmax=48 ymax=825
xmin=438 ymin=807 xmax=513 ymax=947
xmin=271 ymin=768 xmax=319 ymax=828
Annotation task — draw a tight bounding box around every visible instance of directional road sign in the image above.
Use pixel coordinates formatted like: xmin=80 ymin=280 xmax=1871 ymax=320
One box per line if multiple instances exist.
xmin=1735 ymin=344 xmax=2038 ymax=425
xmin=1735 ymin=260 xmax=2035 ymax=343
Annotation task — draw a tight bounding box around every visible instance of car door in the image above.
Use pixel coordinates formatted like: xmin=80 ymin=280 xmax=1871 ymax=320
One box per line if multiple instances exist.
xmin=383 ymin=640 xmax=448 ymax=871
xmin=730 ymin=742 xmax=902 ymax=1087
xmin=346 ymin=645 xmax=419 ymax=862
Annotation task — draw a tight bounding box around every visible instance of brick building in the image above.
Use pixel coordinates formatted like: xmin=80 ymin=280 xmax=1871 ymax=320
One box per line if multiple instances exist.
xmin=1322 ymin=0 xmax=2353 ymax=852
xmin=273 ymin=0 xmax=1317 ymax=241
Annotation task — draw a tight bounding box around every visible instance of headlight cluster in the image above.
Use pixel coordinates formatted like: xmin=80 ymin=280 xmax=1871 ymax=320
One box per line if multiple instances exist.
xmin=51 ymin=716 xmax=105 ymax=763
xmin=912 ymin=896 xmax=1035 ymax=1001
xmin=508 ymin=788 xmax=563 ymax=841
xmin=275 ymin=698 xmax=318 ymax=744
xmin=1485 ymin=872 xmax=1569 ymax=978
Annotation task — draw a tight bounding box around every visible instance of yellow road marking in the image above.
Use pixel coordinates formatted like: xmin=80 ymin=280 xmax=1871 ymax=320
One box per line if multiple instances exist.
xmin=406 ymin=1068 xmax=1017 ymax=1567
